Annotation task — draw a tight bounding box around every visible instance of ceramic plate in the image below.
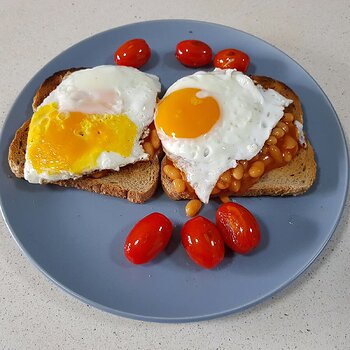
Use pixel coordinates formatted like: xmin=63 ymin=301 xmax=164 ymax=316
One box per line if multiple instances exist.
xmin=0 ymin=20 xmax=348 ymax=322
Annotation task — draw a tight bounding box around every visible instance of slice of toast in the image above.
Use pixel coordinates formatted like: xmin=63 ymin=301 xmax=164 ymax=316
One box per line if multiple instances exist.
xmin=8 ymin=68 xmax=160 ymax=203
xmin=161 ymin=76 xmax=317 ymax=200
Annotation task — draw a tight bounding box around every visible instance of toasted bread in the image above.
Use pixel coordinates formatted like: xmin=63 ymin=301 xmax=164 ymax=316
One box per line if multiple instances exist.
xmin=8 ymin=69 xmax=160 ymax=203
xmin=161 ymin=76 xmax=317 ymax=201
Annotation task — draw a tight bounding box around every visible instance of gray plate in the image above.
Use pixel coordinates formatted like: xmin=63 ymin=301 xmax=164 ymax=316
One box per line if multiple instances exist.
xmin=0 ymin=20 xmax=348 ymax=322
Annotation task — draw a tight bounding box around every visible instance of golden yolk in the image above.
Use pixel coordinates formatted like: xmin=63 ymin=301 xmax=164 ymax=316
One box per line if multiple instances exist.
xmin=155 ymin=88 xmax=220 ymax=138
xmin=27 ymin=103 xmax=137 ymax=175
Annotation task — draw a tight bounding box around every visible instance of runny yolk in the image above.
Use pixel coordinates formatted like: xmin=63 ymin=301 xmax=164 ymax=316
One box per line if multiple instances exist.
xmin=27 ymin=102 xmax=137 ymax=175
xmin=155 ymin=88 xmax=220 ymax=138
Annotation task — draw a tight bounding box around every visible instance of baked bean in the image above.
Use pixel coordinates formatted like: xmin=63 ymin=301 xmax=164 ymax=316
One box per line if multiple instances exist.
xmin=267 ymin=135 xmax=277 ymax=145
xmin=163 ymin=164 xmax=181 ymax=180
xmin=272 ymin=127 xmax=285 ymax=139
xmin=248 ymin=161 xmax=265 ymax=178
xmin=229 ymin=179 xmax=241 ymax=192
xmin=173 ymin=178 xmax=186 ymax=193
xmin=211 ymin=186 xmax=221 ymax=195
xmin=220 ymin=170 xmax=232 ymax=184
xmin=219 ymin=195 xmax=231 ymax=203
xmin=277 ymin=121 xmax=289 ymax=133
xmin=185 ymin=199 xmax=202 ymax=217
xmin=232 ymin=164 xmax=244 ymax=180
xmin=283 ymin=113 xmax=294 ymax=122
xmin=143 ymin=142 xmax=154 ymax=157
xmin=283 ymin=151 xmax=292 ymax=162
xmin=269 ymin=145 xmax=283 ymax=163
xmin=150 ymin=129 xmax=161 ymax=150
xmin=283 ymin=134 xmax=298 ymax=150
xmin=217 ymin=180 xmax=230 ymax=190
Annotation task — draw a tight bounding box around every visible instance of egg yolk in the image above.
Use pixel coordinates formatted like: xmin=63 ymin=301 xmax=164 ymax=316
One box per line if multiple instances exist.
xmin=155 ymin=88 xmax=220 ymax=138
xmin=27 ymin=103 xmax=137 ymax=175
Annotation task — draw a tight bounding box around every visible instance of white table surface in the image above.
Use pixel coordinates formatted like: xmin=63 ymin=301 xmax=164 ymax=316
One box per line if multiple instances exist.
xmin=1 ymin=1 xmax=349 ymax=349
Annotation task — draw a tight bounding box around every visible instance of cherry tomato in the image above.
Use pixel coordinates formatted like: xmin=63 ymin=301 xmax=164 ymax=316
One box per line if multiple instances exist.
xmin=216 ymin=203 xmax=261 ymax=254
xmin=213 ymin=48 xmax=250 ymax=72
xmin=176 ymin=40 xmax=212 ymax=67
xmin=181 ymin=216 xmax=224 ymax=269
xmin=114 ymin=38 xmax=151 ymax=68
xmin=124 ymin=213 xmax=173 ymax=264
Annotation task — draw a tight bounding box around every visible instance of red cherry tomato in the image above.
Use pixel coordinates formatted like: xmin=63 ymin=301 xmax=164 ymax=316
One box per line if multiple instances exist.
xmin=114 ymin=38 xmax=151 ymax=68
xmin=216 ymin=203 xmax=261 ymax=254
xmin=124 ymin=213 xmax=173 ymax=264
xmin=213 ymin=48 xmax=250 ymax=72
xmin=181 ymin=216 xmax=225 ymax=269
xmin=176 ymin=40 xmax=212 ymax=67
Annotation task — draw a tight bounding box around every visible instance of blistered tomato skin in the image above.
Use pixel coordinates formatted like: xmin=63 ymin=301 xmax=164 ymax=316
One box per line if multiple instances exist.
xmin=213 ymin=49 xmax=250 ymax=72
xmin=176 ymin=40 xmax=213 ymax=67
xmin=181 ymin=216 xmax=225 ymax=269
xmin=216 ymin=203 xmax=261 ymax=254
xmin=114 ymin=38 xmax=151 ymax=68
xmin=124 ymin=213 xmax=173 ymax=264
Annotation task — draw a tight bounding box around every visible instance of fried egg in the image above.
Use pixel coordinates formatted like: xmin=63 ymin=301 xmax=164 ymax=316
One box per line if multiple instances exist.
xmin=24 ymin=65 xmax=161 ymax=183
xmin=155 ymin=69 xmax=292 ymax=203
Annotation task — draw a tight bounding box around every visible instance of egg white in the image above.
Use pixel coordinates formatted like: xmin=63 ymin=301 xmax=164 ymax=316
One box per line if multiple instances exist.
xmin=157 ymin=69 xmax=293 ymax=203
xmin=24 ymin=65 xmax=161 ymax=183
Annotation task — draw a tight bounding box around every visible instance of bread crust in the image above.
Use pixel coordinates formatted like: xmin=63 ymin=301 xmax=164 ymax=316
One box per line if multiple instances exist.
xmin=32 ymin=68 xmax=84 ymax=111
xmin=160 ymin=76 xmax=317 ymax=201
xmin=8 ymin=69 xmax=160 ymax=203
